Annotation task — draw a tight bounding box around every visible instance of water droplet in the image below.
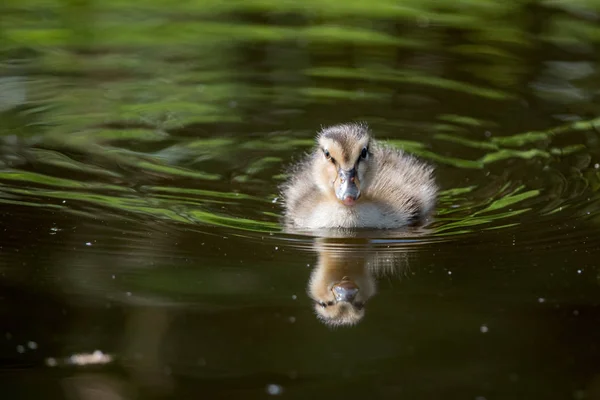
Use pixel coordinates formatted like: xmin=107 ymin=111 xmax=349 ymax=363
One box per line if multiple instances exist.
xmin=288 ymin=316 xmax=296 ymax=323
xmin=291 ymin=295 xmax=297 ymax=300
xmin=16 ymin=345 xmax=25 ymax=353
xmin=480 ymin=325 xmax=489 ymax=333
xmin=577 ymin=269 xmax=582 ymax=274
xmin=27 ymin=341 xmax=37 ymax=350
xmin=266 ymin=384 xmax=283 ymax=395
xmin=538 ymin=298 xmax=546 ymax=303
xmin=447 ymin=271 xmax=452 ymax=275
xmin=275 ymin=247 xmax=278 ymax=250
xmin=85 ymin=242 xmax=92 ymax=246
xmin=126 ymin=292 xmax=132 ymax=297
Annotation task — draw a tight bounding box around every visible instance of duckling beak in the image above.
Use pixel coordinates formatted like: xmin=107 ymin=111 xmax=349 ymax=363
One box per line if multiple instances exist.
xmin=336 ymin=168 xmax=360 ymax=206
xmin=332 ymin=279 xmax=359 ymax=303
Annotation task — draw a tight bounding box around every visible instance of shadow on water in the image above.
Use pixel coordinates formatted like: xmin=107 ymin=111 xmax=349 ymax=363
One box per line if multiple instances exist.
xmin=2 ymin=0 xmax=600 ymax=398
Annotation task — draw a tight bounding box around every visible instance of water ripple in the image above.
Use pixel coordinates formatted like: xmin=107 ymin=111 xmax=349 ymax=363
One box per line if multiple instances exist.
xmin=0 ymin=115 xmax=598 ymax=247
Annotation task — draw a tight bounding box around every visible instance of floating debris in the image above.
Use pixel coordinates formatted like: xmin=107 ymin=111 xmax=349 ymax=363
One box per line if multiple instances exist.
xmin=45 ymin=350 xmax=113 ymax=367
xmin=266 ymin=384 xmax=283 ymax=395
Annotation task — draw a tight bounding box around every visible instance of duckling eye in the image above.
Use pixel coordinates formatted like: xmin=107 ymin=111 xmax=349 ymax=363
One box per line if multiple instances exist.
xmin=323 ymin=149 xmax=335 ymax=163
xmin=360 ymin=147 xmax=368 ymax=159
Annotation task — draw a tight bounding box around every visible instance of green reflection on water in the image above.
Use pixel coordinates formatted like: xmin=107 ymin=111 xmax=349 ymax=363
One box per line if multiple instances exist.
xmin=474 ymin=190 xmax=540 ymax=215
xmin=434 ymin=134 xmax=499 ymax=151
xmin=1 ymin=0 xmax=599 ymax=236
xmin=0 ymin=113 xmax=597 ymax=234
xmin=437 ymin=114 xmax=496 ymax=128
xmin=135 ymin=161 xmax=221 ymax=181
xmin=0 ymin=171 xmax=130 ymax=192
xmin=306 ymin=67 xmax=514 ymax=100
xmin=479 ymin=149 xmax=550 ymax=164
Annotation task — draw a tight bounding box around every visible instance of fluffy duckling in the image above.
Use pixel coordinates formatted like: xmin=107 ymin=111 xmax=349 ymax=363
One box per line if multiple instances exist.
xmin=282 ymin=123 xmax=437 ymax=230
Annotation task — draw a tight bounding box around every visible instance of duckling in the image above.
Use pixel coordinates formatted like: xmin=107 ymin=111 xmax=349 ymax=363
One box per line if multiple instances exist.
xmin=282 ymin=123 xmax=437 ymax=230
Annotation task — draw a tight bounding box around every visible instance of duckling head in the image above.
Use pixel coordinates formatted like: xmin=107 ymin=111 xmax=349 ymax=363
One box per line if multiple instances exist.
xmin=313 ymin=123 xmax=372 ymax=206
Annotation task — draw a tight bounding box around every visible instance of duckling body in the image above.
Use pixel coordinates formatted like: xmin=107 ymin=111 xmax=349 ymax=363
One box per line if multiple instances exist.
xmin=282 ymin=123 xmax=437 ymax=230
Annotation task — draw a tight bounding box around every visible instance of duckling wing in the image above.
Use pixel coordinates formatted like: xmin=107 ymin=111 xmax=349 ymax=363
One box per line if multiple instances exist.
xmin=281 ymin=153 xmax=322 ymax=226
xmin=368 ymin=144 xmax=437 ymax=223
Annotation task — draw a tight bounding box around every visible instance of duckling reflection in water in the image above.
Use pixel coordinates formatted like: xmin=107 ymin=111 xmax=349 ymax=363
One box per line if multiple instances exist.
xmin=282 ymin=122 xmax=437 ymax=230
xmin=308 ymin=238 xmax=409 ymax=327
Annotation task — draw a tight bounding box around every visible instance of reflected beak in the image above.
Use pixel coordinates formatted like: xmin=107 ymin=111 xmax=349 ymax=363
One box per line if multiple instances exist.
xmin=332 ymin=280 xmax=359 ymax=303
xmin=336 ymin=168 xmax=360 ymax=206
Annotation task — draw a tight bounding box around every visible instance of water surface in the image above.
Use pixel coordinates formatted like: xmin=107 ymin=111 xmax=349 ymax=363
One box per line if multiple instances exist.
xmin=1 ymin=0 xmax=600 ymax=399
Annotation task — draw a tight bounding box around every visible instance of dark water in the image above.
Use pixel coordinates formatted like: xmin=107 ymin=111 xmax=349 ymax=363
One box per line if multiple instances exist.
xmin=2 ymin=1 xmax=600 ymax=399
